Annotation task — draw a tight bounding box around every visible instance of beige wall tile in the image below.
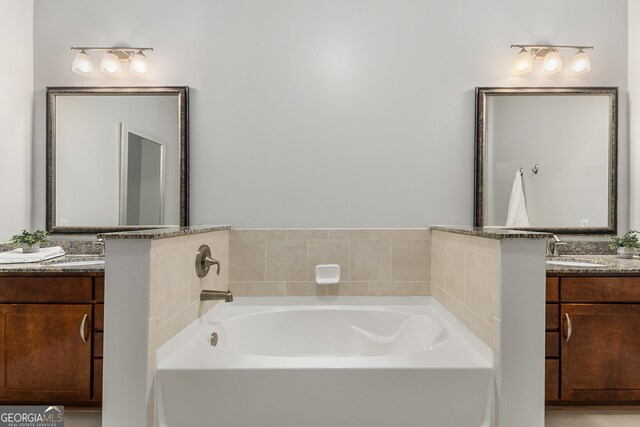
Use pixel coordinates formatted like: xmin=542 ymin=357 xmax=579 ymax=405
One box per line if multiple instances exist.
xmin=244 ymin=281 xmax=286 ymax=296
xmin=307 ymin=240 xmax=349 ymax=281
xmin=349 ymin=239 xmax=391 ymax=281
xmin=411 ymin=282 xmax=431 ymax=295
xmin=158 ymin=313 xmax=180 ymax=347
xmin=369 ymin=229 xmax=414 ymax=240
xmin=230 ymin=229 xmax=287 ymax=240
xmin=444 ymin=244 xmax=465 ymax=301
xmin=266 ymin=240 xmax=307 ymax=281
xmin=229 ymin=240 xmax=265 ymax=281
xmin=286 ymin=230 xmax=329 ymax=240
xmin=465 ymin=250 xmax=498 ymax=323
xmin=369 ymin=282 xmax=413 ymax=296
xmin=176 ymin=302 xmax=196 ymax=330
xmin=337 ymin=282 xmax=370 ymax=296
xmin=468 ymin=235 xmax=501 ymax=256
xmin=391 ymin=240 xmax=430 ymax=281
xmin=412 ymin=229 xmax=432 ymax=240
xmin=285 ymin=282 xmax=328 ymax=296
xmin=431 ymin=240 xmax=445 ymax=287
xmin=326 ymin=284 xmax=339 ymax=296
xmin=228 ymin=282 xmax=245 ymax=296
xmin=328 ymin=229 xmax=371 ymax=239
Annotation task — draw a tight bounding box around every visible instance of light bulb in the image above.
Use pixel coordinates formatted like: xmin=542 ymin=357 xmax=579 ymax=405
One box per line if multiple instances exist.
xmin=570 ymin=49 xmax=591 ymax=75
xmin=542 ymin=50 xmax=563 ymax=74
xmin=513 ymin=48 xmax=532 ymax=74
xmin=130 ymin=51 xmax=149 ymax=75
xmin=71 ymin=50 xmax=94 ymax=75
xmin=100 ymin=51 xmax=122 ymax=75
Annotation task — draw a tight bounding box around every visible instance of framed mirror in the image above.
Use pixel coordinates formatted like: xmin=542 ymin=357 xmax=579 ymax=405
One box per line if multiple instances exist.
xmin=46 ymin=86 xmax=189 ymax=234
xmin=474 ymin=87 xmax=617 ymax=234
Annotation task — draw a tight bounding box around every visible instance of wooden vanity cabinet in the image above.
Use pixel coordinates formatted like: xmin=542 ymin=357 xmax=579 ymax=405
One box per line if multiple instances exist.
xmin=546 ymin=275 xmax=640 ymax=404
xmin=0 ymin=273 xmax=104 ymax=406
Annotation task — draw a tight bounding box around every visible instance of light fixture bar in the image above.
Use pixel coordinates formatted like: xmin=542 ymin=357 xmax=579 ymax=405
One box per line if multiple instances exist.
xmin=71 ymin=47 xmax=154 ymax=53
xmin=510 ymin=44 xmax=593 ymax=51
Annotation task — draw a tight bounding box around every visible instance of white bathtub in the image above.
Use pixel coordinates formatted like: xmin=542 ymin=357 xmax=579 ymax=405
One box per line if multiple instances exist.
xmin=156 ymin=297 xmax=493 ymax=427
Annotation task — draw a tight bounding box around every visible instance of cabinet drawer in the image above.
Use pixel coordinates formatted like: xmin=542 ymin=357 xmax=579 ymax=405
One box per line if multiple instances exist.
xmin=546 ymin=331 xmax=560 ymax=358
xmin=94 ymin=332 xmax=103 ymax=358
xmin=95 ymin=276 xmax=104 ymax=302
xmin=94 ymin=304 xmax=104 ymax=330
xmin=546 ymin=304 xmax=559 ymax=330
xmin=561 ymin=277 xmax=640 ymax=302
xmin=0 ymin=277 xmax=92 ymax=303
xmin=546 ymin=359 xmax=560 ymax=401
xmin=546 ymin=277 xmax=559 ymax=302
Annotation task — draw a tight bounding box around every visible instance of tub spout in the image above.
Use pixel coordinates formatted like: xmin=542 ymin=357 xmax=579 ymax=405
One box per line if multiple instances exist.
xmin=200 ymin=290 xmax=234 ymax=302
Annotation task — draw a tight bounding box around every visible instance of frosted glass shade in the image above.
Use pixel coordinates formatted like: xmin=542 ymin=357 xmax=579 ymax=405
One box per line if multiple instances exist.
xmin=100 ymin=52 xmax=122 ymax=75
xmin=570 ymin=50 xmax=591 ymax=75
xmin=513 ymin=49 xmax=532 ymax=74
xmin=542 ymin=51 xmax=563 ymax=74
xmin=130 ymin=52 xmax=149 ymax=75
xmin=71 ymin=51 xmax=94 ymax=75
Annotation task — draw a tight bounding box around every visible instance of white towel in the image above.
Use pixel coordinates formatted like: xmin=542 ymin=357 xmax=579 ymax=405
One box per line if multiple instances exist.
xmin=505 ymin=171 xmax=530 ymax=227
xmin=0 ymin=246 xmax=65 ymax=264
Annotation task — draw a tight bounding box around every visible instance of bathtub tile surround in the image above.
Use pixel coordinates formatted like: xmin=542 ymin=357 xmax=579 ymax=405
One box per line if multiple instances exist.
xmin=431 ymin=226 xmax=547 ymax=427
xmin=431 ymin=230 xmax=501 ymax=346
xmin=101 ymin=226 xmax=230 ymax=427
xmin=229 ymin=228 xmax=431 ymax=296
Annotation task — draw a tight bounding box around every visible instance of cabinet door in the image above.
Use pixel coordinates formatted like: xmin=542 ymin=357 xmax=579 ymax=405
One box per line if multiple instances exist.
xmin=561 ymin=303 xmax=640 ymax=402
xmin=0 ymin=304 xmax=93 ymax=402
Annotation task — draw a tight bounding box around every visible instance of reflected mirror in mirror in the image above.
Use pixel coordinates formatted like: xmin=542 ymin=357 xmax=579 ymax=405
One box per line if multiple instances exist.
xmin=47 ymin=87 xmax=189 ymax=233
xmin=120 ymin=125 xmax=165 ymax=226
xmin=474 ymin=87 xmax=617 ymax=234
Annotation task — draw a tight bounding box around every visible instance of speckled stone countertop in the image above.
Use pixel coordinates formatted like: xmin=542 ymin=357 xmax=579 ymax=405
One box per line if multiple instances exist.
xmin=98 ymin=225 xmax=231 ymax=240
xmin=0 ymin=255 xmax=105 ymax=273
xmin=430 ymin=225 xmax=550 ymax=240
xmin=546 ymin=255 xmax=640 ymax=274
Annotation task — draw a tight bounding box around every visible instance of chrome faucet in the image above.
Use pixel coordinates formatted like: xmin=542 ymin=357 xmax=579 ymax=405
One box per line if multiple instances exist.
xmin=546 ymin=235 xmax=567 ymax=256
xmin=93 ymin=238 xmax=105 ymax=256
xmin=200 ymin=289 xmax=234 ymax=302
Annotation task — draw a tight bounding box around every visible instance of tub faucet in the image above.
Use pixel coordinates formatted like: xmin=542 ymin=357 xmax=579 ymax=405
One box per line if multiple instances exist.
xmin=201 ymin=290 xmax=234 ymax=302
xmin=546 ymin=235 xmax=567 ymax=256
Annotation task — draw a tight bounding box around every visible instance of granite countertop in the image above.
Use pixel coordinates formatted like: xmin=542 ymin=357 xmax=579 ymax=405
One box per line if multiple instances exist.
xmin=546 ymin=255 xmax=640 ymax=274
xmin=430 ymin=225 xmax=550 ymax=240
xmin=98 ymin=225 xmax=231 ymax=240
xmin=0 ymin=255 xmax=105 ymax=273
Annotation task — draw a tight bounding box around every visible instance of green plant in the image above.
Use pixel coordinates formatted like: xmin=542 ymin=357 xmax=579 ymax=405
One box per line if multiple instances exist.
xmin=10 ymin=229 xmax=48 ymax=246
xmin=609 ymin=230 xmax=640 ymax=250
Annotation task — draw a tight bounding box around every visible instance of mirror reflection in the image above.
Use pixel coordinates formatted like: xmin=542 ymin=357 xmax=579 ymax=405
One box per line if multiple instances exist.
xmin=474 ymin=88 xmax=617 ymax=234
xmin=47 ymin=87 xmax=189 ymax=233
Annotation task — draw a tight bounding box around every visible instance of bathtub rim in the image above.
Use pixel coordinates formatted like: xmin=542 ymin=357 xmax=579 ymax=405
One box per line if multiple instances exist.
xmin=157 ymin=296 xmax=493 ymax=369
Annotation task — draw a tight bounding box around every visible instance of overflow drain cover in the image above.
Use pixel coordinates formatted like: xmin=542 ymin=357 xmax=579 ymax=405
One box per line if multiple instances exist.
xmin=209 ymin=332 xmax=219 ymax=347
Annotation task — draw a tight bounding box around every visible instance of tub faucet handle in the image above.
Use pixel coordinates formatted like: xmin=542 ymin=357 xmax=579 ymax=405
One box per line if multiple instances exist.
xmin=195 ymin=244 xmax=221 ymax=278
xmin=204 ymin=256 xmax=221 ymax=275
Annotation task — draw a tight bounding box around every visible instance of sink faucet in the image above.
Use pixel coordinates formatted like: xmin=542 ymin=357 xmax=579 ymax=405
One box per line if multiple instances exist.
xmin=546 ymin=235 xmax=567 ymax=256
xmin=200 ymin=290 xmax=234 ymax=302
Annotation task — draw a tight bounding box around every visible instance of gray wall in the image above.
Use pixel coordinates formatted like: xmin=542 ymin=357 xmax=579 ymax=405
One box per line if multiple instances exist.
xmin=630 ymin=2 xmax=640 ymax=230
xmin=0 ymin=0 xmax=33 ymax=241
xmin=32 ymin=0 xmax=629 ymax=229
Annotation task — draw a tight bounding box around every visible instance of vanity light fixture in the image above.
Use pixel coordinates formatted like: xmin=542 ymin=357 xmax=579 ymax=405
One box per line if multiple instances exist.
xmin=510 ymin=44 xmax=593 ymax=75
xmin=71 ymin=50 xmax=94 ymax=75
xmin=70 ymin=47 xmax=154 ymax=76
